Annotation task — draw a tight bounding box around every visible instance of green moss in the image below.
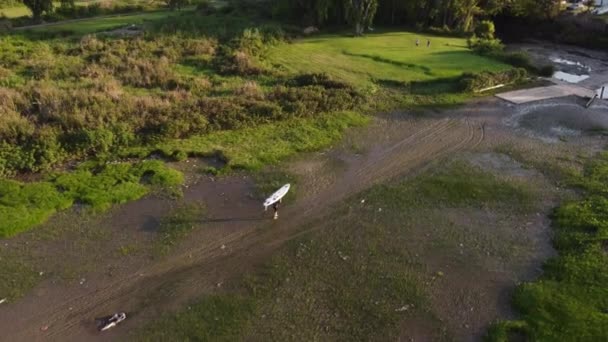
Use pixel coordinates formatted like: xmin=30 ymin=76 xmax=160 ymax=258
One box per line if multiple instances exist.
xmin=489 ymin=153 xmax=608 ymax=341
xmin=0 ymin=179 xmax=72 ymax=237
xmin=129 ymin=111 xmax=370 ymax=172
xmin=369 ymin=161 xmax=535 ymax=212
xmin=139 ymin=295 xmax=255 ymax=342
xmin=0 ymin=161 xmax=184 ymax=238
xmin=0 ymin=253 xmax=38 ymax=300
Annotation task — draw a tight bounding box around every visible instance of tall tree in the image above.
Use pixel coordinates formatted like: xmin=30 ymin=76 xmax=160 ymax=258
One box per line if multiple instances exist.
xmin=509 ymin=0 xmax=561 ymax=20
xmin=165 ymin=0 xmax=188 ymax=11
xmin=22 ymin=0 xmax=52 ymax=22
xmin=344 ymin=0 xmax=378 ymax=35
xmin=454 ymin=0 xmax=481 ymax=32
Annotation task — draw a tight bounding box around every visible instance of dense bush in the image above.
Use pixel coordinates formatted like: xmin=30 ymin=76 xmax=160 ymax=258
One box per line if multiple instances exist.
xmin=459 ymin=68 xmax=527 ymax=92
xmin=50 ymin=2 xmax=152 ymax=21
xmin=537 ymin=64 xmax=555 ymax=77
xmin=288 ymin=73 xmax=352 ymax=89
xmin=468 ymin=36 xmax=504 ymax=55
xmin=0 ymin=33 xmax=362 ymax=176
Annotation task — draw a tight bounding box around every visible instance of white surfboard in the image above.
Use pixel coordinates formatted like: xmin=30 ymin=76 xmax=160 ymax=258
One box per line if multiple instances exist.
xmin=264 ymin=184 xmax=290 ymax=210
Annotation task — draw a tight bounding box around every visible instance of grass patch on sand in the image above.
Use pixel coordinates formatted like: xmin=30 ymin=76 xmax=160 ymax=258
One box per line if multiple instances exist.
xmin=126 ymin=111 xmax=370 ymax=172
xmin=140 ymin=295 xmax=255 ymax=342
xmin=265 ymin=31 xmax=509 ymax=89
xmin=369 ymin=161 xmax=536 ymax=212
xmin=0 ymin=253 xmax=38 ymax=301
xmin=139 ymin=161 xmax=537 ymax=340
xmin=488 ymin=153 xmax=608 ymax=341
xmin=0 ymin=160 xmax=183 ymax=238
xmin=155 ymin=203 xmax=206 ymax=255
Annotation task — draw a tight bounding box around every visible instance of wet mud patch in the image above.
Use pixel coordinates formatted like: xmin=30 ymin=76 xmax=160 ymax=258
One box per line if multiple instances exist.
xmin=504 ymin=99 xmax=608 ymax=143
xmin=464 ymin=152 xmax=541 ymax=179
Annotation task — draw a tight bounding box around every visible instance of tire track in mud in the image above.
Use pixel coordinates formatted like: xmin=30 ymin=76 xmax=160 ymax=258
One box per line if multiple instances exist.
xmin=6 ymin=117 xmax=486 ymax=341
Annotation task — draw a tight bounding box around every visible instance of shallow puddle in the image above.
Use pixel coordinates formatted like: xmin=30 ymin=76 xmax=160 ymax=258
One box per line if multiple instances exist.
xmin=552 ymin=71 xmax=590 ymax=83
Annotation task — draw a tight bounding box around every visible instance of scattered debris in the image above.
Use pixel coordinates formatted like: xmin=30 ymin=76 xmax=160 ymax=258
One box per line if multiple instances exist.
xmin=436 ymin=271 xmax=444 ymax=277
xmin=39 ymin=271 xmax=44 ymax=276
xmin=0 ymin=298 xmax=6 ymax=305
xmin=360 ymin=199 xmax=365 ymax=204
xmin=79 ymin=278 xmax=86 ymax=285
xmin=395 ymin=304 xmax=410 ymax=312
xmin=220 ymin=244 xmax=226 ymax=250
xmin=98 ymin=312 xmax=127 ymax=332
xmin=338 ymin=251 xmax=349 ymax=261
xmin=216 ymin=282 xmax=223 ymax=288
xmin=40 ymin=325 xmax=49 ymax=332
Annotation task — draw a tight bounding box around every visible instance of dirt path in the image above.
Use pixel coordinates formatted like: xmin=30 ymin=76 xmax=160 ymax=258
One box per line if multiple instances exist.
xmin=0 ymin=114 xmax=487 ymax=341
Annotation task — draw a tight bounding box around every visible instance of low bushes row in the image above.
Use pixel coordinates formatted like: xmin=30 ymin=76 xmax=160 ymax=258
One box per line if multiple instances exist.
xmin=459 ymin=68 xmax=528 ymax=92
xmin=468 ymin=36 xmax=555 ymax=77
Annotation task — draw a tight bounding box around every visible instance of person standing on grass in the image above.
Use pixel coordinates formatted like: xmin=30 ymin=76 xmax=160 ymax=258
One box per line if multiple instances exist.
xmin=427 ymin=39 xmax=431 ymax=48
xmin=416 ymin=39 xmax=419 ymax=47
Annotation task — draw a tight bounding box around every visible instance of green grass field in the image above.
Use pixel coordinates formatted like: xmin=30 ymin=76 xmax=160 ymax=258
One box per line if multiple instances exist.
xmin=20 ymin=9 xmax=176 ymax=34
xmin=265 ymin=32 xmax=509 ymax=88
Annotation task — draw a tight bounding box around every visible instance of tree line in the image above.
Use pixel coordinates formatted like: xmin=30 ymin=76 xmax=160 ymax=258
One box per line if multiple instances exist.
xmin=270 ymin=0 xmax=562 ymax=34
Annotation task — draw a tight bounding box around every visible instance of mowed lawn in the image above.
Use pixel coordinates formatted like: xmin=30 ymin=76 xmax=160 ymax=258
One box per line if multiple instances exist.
xmin=0 ymin=5 xmax=30 ymax=18
xmin=266 ymin=32 xmax=509 ymax=88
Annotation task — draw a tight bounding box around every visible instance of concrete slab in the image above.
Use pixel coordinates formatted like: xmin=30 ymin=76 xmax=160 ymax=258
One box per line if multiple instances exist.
xmin=496 ymin=85 xmax=596 ymax=104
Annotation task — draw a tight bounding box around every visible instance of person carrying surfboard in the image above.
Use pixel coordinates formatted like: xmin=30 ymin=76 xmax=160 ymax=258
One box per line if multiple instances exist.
xmin=272 ymin=200 xmax=281 ymax=220
xmin=264 ymin=184 xmax=290 ymax=220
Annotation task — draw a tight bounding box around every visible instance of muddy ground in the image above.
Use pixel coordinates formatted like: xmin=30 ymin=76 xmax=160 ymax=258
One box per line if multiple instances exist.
xmin=509 ymin=41 xmax=608 ymax=91
xmin=0 ymin=95 xmax=606 ymax=341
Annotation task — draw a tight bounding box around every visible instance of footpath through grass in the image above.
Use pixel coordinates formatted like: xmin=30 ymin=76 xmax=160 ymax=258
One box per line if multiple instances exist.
xmin=488 ymin=153 xmax=608 ymax=341
xmin=139 ymin=161 xmax=538 ymax=340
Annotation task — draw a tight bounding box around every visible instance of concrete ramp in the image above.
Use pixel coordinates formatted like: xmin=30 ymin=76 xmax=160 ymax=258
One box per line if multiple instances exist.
xmin=496 ymin=85 xmax=595 ymax=104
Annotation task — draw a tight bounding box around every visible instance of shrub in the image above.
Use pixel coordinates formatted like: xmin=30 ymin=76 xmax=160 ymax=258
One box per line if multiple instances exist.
xmin=538 ymin=65 xmax=556 ymax=77
xmin=289 ymin=73 xmax=351 ymax=90
xmin=269 ymin=85 xmax=361 ymax=117
xmin=459 ymin=68 xmax=528 ymax=92
xmin=235 ymin=80 xmax=264 ymax=99
xmin=196 ymin=0 xmax=215 ymax=15
xmin=468 ymin=37 xmax=504 ymax=55
xmin=502 ymin=52 xmax=531 ymax=68
xmin=475 ymin=20 xmax=496 ymax=40
xmin=216 ymin=48 xmax=263 ymax=75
